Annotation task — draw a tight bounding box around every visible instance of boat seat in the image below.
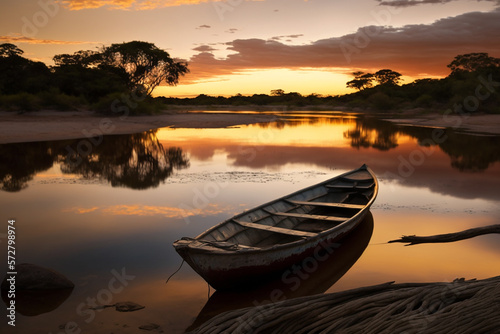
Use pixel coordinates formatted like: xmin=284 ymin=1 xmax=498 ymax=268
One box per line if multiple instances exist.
xmin=233 ymin=220 xmax=317 ymax=237
xmin=286 ymin=200 xmax=364 ymax=209
xmin=263 ymin=209 xmax=346 ymax=222
xmin=325 ymin=183 xmax=374 ymax=190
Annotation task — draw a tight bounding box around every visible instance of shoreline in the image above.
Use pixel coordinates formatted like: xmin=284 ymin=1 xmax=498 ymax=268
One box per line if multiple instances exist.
xmin=381 ymin=112 xmax=500 ymax=135
xmin=0 ymin=109 xmax=499 ymax=144
xmin=0 ymin=110 xmax=277 ymax=144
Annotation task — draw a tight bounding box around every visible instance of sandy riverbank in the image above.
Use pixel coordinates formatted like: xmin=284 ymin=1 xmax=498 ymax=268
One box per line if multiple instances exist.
xmin=382 ymin=112 xmax=500 ymax=135
xmin=0 ymin=110 xmax=277 ymax=144
xmin=1 ymin=110 xmax=499 ymax=144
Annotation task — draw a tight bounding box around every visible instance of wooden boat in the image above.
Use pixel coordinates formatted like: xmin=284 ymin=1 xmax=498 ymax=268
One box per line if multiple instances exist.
xmin=185 ymin=212 xmax=374 ymax=332
xmin=173 ymin=164 xmax=378 ymax=290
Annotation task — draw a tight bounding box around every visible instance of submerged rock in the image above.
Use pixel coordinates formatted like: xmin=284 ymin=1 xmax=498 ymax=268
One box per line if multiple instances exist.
xmin=1 ymin=263 xmax=74 ymax=290
xmin=115 ymin=301 xmax=145 ymax=312
xmin=139 ymin=323 xmax=160 ymax=331
xmin=88 ymin=304 xmax=115 ymax=311
xmin=1 ymin=264 xmax=74 ymax=316
xmin=1 ymin=288 xmax=73 ymax=316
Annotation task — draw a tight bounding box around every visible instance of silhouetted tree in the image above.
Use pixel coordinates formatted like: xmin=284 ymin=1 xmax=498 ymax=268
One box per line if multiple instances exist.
xmin=270 ymin=89 xmax=285 ymax=96
xmin=53 ymin=50 xmax=100 ymax=67
xmin=0 ymin=44 xmax=51 ymax=95
xmin=0 ymin=43 xmax=24 ymax=58
xmin=99 ymin=41 xmax=189 ymax=96
xmin=346 ymin=71 xmax=374 ymax=91
xmin=373 ymin=69 xmax=402 ymax=86
xmin=447 ymin=53 xmax=500 ymax=75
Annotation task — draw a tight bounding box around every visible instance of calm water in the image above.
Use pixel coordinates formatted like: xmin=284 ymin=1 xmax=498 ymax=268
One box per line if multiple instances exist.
xmin=1 ymin=112 xmax=499 ymax=334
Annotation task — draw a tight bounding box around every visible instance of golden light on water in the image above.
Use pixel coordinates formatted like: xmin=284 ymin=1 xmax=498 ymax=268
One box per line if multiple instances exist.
xmin=1 ymin=113 xmax=499 ymax=334
xmin=157 ymin=116 xmax=373 ymax=148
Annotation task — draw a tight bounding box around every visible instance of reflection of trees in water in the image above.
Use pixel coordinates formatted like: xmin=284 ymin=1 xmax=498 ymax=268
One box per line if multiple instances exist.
xmin=438 ymin=132 xmax=500 ymax=172
xmin=59 ymin=131 xmax=189 ymax=189
xmin=346 ymin=117 xmax=500 ymax=172
xmin=255 ymin=116 xmax=355 ymax=130
xmin=344 ymin=119 xmax=399 ymax=151
xmin=0 ymin=130 xmax=189 ymax=192
xmin=0 ymin=142 xmax=55 ymax=192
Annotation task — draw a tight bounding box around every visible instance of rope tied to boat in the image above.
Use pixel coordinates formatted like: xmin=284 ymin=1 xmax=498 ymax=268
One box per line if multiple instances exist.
xmin=165 ymin=259 xmax=185 ymax=284
xmin=180 ymin=237 xmax=242 ymax=250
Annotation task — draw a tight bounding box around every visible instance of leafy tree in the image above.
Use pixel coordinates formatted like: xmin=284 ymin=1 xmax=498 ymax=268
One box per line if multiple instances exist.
xmin=51 ymin=64 xmax=128 ymax=103
xmin=373 ymin=69 xmax=402 ymax=86
xmin=447 ymin=53 xmax=500 ymax=74
xmin=270 ymin=89 xmax=285 ymax=96
xmin=0 ymin=44 xmax=51 ymax=94
xmin=52 ymin=49 xmax=128 ymax=102
xmin=0 ymin=43 xmax=24 ymax=58
xmin=53 ymin=50 xmax=100 ymax=67
xmin=346 ymin=71 xmax=374 ymax=91
xmin=99 ymin=41 xmax=189 ymax=96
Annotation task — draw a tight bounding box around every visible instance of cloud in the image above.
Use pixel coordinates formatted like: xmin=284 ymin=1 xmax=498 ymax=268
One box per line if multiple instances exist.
xmin=0 ymin=35 xmax=97 ymax=45
xmin=377 ymin=0 xmax=500 ymax=7
xmin=63 ymin=206 xmax=100 ymax=214
xmin=59 ymin=0 xmax=259 ymax=10
xmin=64 ymin=204 xmax=234 ymax=218
xmin=270 ymin=34 xmax=304 ymax=41
xmin=185 ymin=10 xmax=500 ymax=82
xmin=226 ymin=28 xmax=239 ymax=34
xmin=196 ymin=24 xmax=211 ymax=29
xmin=192 ymin=45 xmax=218 ymax=52
xmin=376 ymin=0 xmax=454 ymax=6
xmin=58 ymin=0 xmax=136 ymax=10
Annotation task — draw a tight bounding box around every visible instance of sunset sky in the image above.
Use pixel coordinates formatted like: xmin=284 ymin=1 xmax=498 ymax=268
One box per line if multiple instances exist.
xmin=1 ymin=0 xmax=500 ymax=97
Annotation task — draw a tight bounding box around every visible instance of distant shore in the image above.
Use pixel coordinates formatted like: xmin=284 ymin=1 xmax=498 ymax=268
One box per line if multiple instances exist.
xmin=0 ymin=109 xmax=499 ymax=144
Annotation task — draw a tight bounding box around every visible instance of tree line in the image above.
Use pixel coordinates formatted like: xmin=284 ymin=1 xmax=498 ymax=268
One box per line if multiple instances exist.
xmin=0 ymin=41 xmax=188 ymax=114
xmin=159 ymin=53 xmax=500 ymax=114
xmin=1 ymin=42 xmax=499 ymax=114
xmin=338 ymin=53 xmax=500 ymax=113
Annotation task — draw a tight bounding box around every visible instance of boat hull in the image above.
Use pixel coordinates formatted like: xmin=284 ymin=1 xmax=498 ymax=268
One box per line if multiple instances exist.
xmin=175 ymin=213 xmax=367 ymax=290
xmin=173 ymin=164 xmax=378 ymax=290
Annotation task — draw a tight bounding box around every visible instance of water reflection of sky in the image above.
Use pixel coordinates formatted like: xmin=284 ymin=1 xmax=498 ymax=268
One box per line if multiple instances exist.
xmin=0 ymin=113 xmax=499 ymax=333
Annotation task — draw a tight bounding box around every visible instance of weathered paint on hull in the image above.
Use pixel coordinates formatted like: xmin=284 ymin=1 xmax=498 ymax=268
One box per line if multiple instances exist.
xmin=176 ymin=213 xmax=367 ymax=290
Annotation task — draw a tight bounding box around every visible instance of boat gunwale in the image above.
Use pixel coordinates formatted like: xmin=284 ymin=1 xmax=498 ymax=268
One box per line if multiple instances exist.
xmin=174 ymin=165 xmax=378 ymax=255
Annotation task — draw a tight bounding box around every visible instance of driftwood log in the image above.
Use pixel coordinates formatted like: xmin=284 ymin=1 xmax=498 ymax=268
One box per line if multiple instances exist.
xmin=188 ymin=276 xmax=500 ymax=334
xmin=388 ymin=224 xmax=500 ymax=246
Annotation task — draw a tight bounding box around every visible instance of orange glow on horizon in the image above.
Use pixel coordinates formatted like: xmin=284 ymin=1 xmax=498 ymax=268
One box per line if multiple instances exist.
xmin=154 ymin=68 xmax=356 ymax=98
